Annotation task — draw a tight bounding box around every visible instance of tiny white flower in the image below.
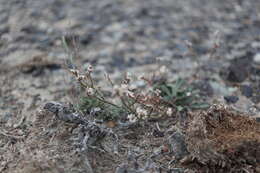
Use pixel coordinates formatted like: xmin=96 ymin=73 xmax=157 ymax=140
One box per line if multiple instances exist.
xmin=138 ymin=74 xmax=145 ymax=80
xmin=86 ymin=88 xmax=95 ymax=96
xmin=127 ymin=114 xmax=137 ymax=122
xmin=93 ymin=107 xmax=101 ymax=112
xmin=87 ymin=65 xmax=93 ymax=73
xmin=126 ymin=91 xmax=135 ymax=98
xmin=166 ymin=107 xmax=173 ymax=116
xmin=185 ymin=40 xmax=192 ymax=47
xmin=142 ymin=109 xmax=148 ymax=116
xmin=159 ymin=65 xmax=168 ymax=74
xmin=147 ymin=86 xmax=154 ymax=93
xmin=70 ymin=69 xmax=79 ymax=77
xmin=69 ymin=69 xmax=76 ymax=73
xmin=76 ymin=75 xmax=85 ymax=81
xmin=136 ymin=107 xmax=148 ymax=118
xmin=154 ymin=89 xmax=161 ymax=96
xmin=121 ymin=84 xmax=128 ymax=90
xmin=125 ymin=72 xmax=132 ymax=80
xmin=146 ymin=104 xmax=153 ymax=107
xmin=136 ymin=107 xmax=143 ymax=114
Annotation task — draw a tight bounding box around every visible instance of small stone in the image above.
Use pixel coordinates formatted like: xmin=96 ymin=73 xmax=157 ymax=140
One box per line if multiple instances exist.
xmin=225 ymin=55 xmax=252 ymax=83
xmin=226 ymin=65 xmax=248 ymax=83
xmin=168 ymin=132 xmax=189 ymax=160
xmin=240 ymin=85 xmax=253 ymax=97
xmin=252 ymin=94 xmax=260 ymax=104
xmin=194 ymin=80 xmax=214 ymax=97
xmin=224 ymin=95 xmax=239 ymax=103
xmin=253 ymin=53 xmax=260 ymax=64
xmin=0 ymin=112 xmax=12 ymax=123
xmin=152 ymin=128 xmax=164 ymax=137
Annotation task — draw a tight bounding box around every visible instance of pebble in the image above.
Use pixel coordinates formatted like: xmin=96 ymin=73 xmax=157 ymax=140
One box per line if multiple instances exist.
xmin=253 ymin=53 xmax=260 ymax=64
xmin=226 ymin=55 xmax=252 ymax=83
xmin=226 ymin=63 xmax=248 ymax=83
xmin=224 ymin=95 xmax=239 ymax=103
xmin=0 ymin=112 xmax=12 ymax=123
xmin=240 ymin=85 xmax=253 ymax=98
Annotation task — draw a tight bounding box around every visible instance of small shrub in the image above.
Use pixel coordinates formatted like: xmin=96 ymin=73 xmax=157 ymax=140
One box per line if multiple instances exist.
xmin=63 ymin=36 xmax=208 ymax=122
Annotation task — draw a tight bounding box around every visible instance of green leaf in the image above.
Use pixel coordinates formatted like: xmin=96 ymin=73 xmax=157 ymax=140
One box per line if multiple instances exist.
xmin=177 ymin=106 xmax=184 ymax=111
xmin=160 ymin=85 xmax=172 ymax=96
xmin=190 ymin=103 xmax=210 ymax=109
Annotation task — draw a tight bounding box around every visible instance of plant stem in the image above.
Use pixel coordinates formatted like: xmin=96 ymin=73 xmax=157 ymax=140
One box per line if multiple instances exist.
xmin=93 ymin=95 xmax=122 ymax=110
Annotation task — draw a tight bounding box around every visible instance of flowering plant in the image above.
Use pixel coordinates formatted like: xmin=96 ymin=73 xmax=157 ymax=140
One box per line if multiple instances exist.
xmin=63 ymin=36 xmax=207 ymax=123
xmin=67 ymin=63 xmax=207 ymax=123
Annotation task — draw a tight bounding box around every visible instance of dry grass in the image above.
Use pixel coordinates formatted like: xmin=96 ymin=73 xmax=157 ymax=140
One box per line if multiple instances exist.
xmin=184 ymin=104 xmax=260 ymax=172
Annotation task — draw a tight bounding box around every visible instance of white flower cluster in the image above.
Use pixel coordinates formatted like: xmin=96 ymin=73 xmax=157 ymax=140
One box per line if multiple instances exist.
xmin=127 ymin=106 xmax=149 ymax=122
xmin=166 ymin=107 xmax=173 ymax=116
xmin=159 ymin=65 xmax=168 ymax=74
xmin=125 ymin=72 xmax=132 ymax=81
xmin=70 ymin=69 xmax=86 ymax=81
xmin=86 ymin=87 xmax=95 ymax=96
xmin=127 ymin=114 xmax=137 ymax=123
xmin=70 ymin=69 xmax=79 ymax=77
xmin=87 ymin=65 xmax=93 ymax=73
xmin=154 ymin=89 xmax=161 ymax=96
xmin=113 ymin=83 xmax=135 ymax=97
xmin=136 ymin=107 xmax=148 ymax=119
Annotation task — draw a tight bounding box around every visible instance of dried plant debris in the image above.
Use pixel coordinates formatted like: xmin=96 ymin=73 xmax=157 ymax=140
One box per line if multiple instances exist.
xmin=167 ymin=132 xmax=189 ymax=162
xmin=115 ymin=155 xmax=158 ymax=173
xmin=43 ymin=101 xmax=119 ymax=153
xmin=2 ymin=103 xmax=259 ymax=173
xmin=183 ymin=104 xmax=260 ymax=172
xmin=2 ymin=101 xmax=120 ymax=173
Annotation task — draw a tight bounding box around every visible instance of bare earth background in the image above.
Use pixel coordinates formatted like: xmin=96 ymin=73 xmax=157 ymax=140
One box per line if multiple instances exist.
xmin=0 ymin=0 xmax=259 ymax=172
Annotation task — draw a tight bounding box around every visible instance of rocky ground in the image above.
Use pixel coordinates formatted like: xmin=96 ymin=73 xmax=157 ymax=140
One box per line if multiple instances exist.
xmin=0 ymin=0 xmax=259 ymax=172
